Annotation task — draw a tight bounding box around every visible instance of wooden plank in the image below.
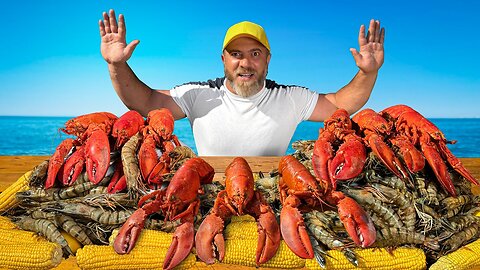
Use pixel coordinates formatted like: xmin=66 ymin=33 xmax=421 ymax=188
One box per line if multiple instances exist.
xmin=1 ymin=156 xmax=480 ymax=193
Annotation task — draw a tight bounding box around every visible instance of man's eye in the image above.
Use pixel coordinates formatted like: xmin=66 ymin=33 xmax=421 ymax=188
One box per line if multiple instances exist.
xmin=252 ymin=51 xmax=260 ymax=57
xmin=231 ymin=52 xmax=241 ymax=58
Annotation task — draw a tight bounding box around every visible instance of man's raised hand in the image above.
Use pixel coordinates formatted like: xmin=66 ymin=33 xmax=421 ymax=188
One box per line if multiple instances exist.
xmin=350 ymin=19 xmax=385 ymax=74
xmin=99 ymin=9 xmax=139 ymax=64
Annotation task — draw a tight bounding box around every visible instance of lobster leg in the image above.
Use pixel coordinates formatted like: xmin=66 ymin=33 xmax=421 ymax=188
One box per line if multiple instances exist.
xmin=327 ymin=191 xmax=376 ymax=247
xmin=280 ymin=195 xmax=314 ymax=259
xmin=46 ymin=138 xmax=75 ymax=189
xmin=246 ymin=191 xmax=281 ymax=265
xmin=85 ymin=128 xmax=111 ymax=184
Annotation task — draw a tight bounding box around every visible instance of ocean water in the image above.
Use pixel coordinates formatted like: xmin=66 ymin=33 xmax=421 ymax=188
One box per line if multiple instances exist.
xmin=0 ymin=116 xmax=479 ymax=157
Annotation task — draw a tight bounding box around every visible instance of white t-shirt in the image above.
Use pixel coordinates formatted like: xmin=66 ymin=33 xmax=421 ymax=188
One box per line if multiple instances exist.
xmin=170 ymin=78 xmax=318 ymax=156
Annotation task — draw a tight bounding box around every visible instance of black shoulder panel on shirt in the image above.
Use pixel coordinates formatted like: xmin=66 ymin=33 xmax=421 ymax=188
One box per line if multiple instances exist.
xmin=265 ymin=79 xmax=304 ymax=89
xmin=175 ymin=77 xmax=225 ymax=89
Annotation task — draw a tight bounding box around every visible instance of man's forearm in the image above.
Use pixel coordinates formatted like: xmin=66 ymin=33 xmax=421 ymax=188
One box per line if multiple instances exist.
xmin=108 ymin=62 xmax=154 ymax=116
xmin=327 ymin=70 xmax=378 ymax=114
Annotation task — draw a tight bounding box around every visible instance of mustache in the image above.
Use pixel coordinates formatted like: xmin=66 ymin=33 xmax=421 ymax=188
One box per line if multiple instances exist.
xmin=234 ymin=68 xmax=256 ymax=76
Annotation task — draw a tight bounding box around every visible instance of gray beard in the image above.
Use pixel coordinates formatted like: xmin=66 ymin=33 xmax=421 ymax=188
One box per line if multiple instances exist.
xmin=225 ymin=68 xmax=267 ymax=98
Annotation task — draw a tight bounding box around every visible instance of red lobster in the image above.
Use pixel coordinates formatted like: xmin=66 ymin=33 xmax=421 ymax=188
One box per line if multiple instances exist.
xmin=45 ymin=112 xmax=118 ymax=188
xmin=279 ymin=155 xmax=376 ymax=259
xmin=113 ymin=157 xmax=214 ymax=270
xmin=139 ymin=108 xmax=181 ymax=184
xmin=195 ymin=157 xmax=280 ymax=266
xmin=381 ymin=104 xmax=479 ymax=196
xmin=352 ymin=108 xmax=425 ymax=179
xmin=312 ymin=108 xmax=366 ymax=189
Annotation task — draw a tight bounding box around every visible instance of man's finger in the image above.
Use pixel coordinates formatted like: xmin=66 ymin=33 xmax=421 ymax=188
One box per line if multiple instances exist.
xmin=350 ymin=48 xmax=361 ymax=63
xmin=103 ymin=12 xmax=111 ymax=33
xmin=109 ymin=9 xmax=118 ymax=33
xmin=118 ymin=14 xmax=126 ymax=37
xmin=380 ymin=27 xmax=385 ymax=44
xmin=99 ymin=20 xmax=106 ymax=37
xmin=358 ymin=24 xmax=367 ymax=47
xmin=367 ymin=19 xmax=375 ymax=42
xmin=374 ymin=20 xmax=381 ymax=43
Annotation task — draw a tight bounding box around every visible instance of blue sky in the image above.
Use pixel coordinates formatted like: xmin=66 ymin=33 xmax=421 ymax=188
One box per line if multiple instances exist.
xmin=0 ymin=0 xmax=478 ymax=118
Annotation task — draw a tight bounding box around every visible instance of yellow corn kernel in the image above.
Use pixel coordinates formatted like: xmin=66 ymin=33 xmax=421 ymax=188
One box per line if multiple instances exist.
xmin=0 ymin=171 xmax=31 ymax=212
xmin=230 ymin=214 xmax=255 ymax=223
xmin=0 ymin=241 xmax=62 ymax=269
xmin=305 ymin=247 xmax=426 ymax=270
xmin=51 ymin=257 xmax=80 ymax=270
xmin=109 ymin=228 xmax=173 ymax=249
xmin=76 ymin=244 xmax=196 ymax=270
xmin=430 ymin=238 xmax=480 ymax=270
xmin=0 ymin=228 xmax=46 ymax=244
xmin=223 ymin=219 xmax=305 ymax=268
xmin=0 ymin=216 xmax=17 ymax=229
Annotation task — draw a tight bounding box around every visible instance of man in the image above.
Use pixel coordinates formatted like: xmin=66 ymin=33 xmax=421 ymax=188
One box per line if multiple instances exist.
xmin=99 ymin=10 xmax=385 ymax=156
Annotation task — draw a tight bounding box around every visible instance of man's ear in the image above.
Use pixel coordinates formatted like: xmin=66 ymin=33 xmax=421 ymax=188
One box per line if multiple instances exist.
xmin=221 ymin=50 xmax=226 ymax=63
xmin=266 ymin=53 xmax=271 ymax=65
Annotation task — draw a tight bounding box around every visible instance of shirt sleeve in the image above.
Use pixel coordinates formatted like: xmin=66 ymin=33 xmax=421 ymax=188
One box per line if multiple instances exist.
xmin=169 ymin=84 xmax=198 ymax=120
xmin=288 ymin=86 xmax=319 ymax=122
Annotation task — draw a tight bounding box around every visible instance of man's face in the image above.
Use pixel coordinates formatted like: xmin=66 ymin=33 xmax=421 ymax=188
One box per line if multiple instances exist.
xmin=222 ymin=37 xmax=271 ymax=97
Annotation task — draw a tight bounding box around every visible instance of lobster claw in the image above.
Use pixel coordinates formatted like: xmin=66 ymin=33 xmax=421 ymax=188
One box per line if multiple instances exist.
xmin=113 ymin=208 xmax=149 ymax=254
xmin=107 ymin=162 xmax=126 ymax=194
xmin=366 ymin=134 xmax=409 ymax=179
xmin=85 ymin=128 xmax=111 ymax=184
xmin=111 ymin=110 xmax=145 ymax=150
xmin=329 ymin=137 xmax=366 ymax=183
xmin=46 ymin=138 xmax=76 ymax=189
xmin=195 ymin=214 xmax=226 ymax=264
xmin=61 ymin=145 xmax=85 ymax=186
xmin=253 ymin=203 xmax=281 ymax=265
xmin=389 ymin=136 xmax=425 ymax=173
xmin=421 ymin=142 xmax=457 ymax=196
xmin=280 ymin=195 xmax=314 ymax=259
xmin=164 ymin=222 xmax=194 ymax=270
xmin=312 ymin=136 xmax=334 ymax=186
xmin=333 ymin=192 xmax=376 ymax=247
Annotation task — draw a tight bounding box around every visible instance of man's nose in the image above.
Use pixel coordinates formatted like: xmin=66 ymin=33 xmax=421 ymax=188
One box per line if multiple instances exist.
xmin=239 ymin=56 xmax=253 ymax=68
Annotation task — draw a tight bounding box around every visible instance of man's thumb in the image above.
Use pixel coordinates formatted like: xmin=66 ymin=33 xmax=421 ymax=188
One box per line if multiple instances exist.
xmin=125 ymin=40 xmax=140 ymax=57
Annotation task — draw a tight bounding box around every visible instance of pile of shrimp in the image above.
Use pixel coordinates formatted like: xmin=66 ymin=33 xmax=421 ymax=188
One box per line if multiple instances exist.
xmin=254 ymin=140 xmax=480 ymax=266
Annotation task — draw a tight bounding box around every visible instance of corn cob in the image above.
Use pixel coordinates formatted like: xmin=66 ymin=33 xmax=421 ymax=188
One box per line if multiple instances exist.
xmin=223 ymin=219 xmax=305 ymax=268
xmin=0 ymin=171 xmax=31 ymax=212
xmin=61 ymin=230 xmax=82 ymax=254
xmin=430 ymin=238 xmax=480 ymax=270
xmin=0 ymin=215 xmax=17 ymax=229
xmin=0 ymin=228 xmax=46 ymax=244
xmin=109 ymin=228 xmax=173 ymax=248
xmin=305 ymin=247 xmax=426 ymax=270
xmin=76 ymin=244 xmax=196 ymax=270
xmin=0 ymin=241 xmax=62 ymax=269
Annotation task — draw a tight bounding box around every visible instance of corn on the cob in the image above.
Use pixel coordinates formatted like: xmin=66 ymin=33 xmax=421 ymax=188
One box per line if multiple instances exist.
xmin=223 ymin=219 xmax=305 ymax=268
xmin=51 ymin=257 xmax=80 ymax=270
xmin=0 ymin=241 xmax=62 ymax=270
xmin=76 ymin=244 xmax=196 ymax=270
xmin=109 ymin=228 xmax=173 ymax=248
xmin=430 ymin=238 xmax=480 ymax=270
xmin=305 ymin=247 xmax=425 ymax=270
xmin=0 ymin=228 xmax=46 ymax=244
xmin=0 ymin=216 xmax=17 ymax=229
xmin=0 ymin=171 xmax=31 ymax=212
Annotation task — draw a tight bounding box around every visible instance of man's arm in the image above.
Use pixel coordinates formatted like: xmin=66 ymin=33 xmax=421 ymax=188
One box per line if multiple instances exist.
xmin=99 ymin=9 xmax=185 ymax=119
xmin=309 ymin=19 xmax=385 ymax=121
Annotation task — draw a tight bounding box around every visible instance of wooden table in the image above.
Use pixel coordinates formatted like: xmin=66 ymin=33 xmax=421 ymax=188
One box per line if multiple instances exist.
xmin=1 ymin=156 xmax=480 ymax=194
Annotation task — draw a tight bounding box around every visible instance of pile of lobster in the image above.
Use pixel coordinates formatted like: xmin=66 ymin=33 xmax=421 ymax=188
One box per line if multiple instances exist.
xmin=2 ymin=104 xmax=480 ymax=270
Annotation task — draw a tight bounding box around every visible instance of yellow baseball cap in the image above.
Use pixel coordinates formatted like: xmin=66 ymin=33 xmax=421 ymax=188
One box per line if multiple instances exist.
xmin=222 ymin=21 xmax=270 ymax=52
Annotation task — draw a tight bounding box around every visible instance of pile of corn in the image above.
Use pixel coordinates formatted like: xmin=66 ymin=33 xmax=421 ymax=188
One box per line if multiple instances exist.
xmin=2 ymin=172 xmax=480 ymax=269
